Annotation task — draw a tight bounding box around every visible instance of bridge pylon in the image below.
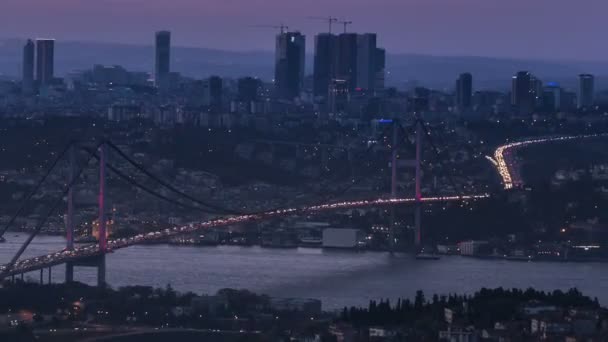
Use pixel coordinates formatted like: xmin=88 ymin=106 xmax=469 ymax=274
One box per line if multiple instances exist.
xmin=388 ymin=118 xmax=424 ymax=251
xmin=389 ymin=121 xmax=398 ymax=254
xmin=65 ymin=142 xmax=108 ymax=286
xmin=66 ymin=145 xmax=76 ymax=282
xmin=97 ymin=142 xmax=107 ymax=286
xmin=414 ymin=120 xmax=422 ymax=247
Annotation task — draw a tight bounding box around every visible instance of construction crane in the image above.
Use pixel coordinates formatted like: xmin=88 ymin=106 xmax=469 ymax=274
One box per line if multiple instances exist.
xmin=338 ymin=20 xmax=353 ymax=33
xmin=307 ymin=16 xmax=338 ymax=33
xmin=250 ymin=24 xmax=290 ymax=34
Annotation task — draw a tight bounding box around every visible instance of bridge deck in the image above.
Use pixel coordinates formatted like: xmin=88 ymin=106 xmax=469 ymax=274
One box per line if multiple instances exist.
xmin=0 ymin=194 xmax=489 ymax=278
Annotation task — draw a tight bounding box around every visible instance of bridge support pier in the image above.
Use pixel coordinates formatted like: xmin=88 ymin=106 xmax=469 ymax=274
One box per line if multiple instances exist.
xmin=66 ymin=262 xmax=74 ymax=283
xmin=414 ymin=204 xmax=421 ymax=246
xmin=97 ymin=255 xmax=106 ymax=287
xmin=68 ymin=254 xmax=106 ymax=287
xmin=39 ymin=269 xmax=43 ymax=284
xmin=48 ymin=267 xmax=51 ymax=284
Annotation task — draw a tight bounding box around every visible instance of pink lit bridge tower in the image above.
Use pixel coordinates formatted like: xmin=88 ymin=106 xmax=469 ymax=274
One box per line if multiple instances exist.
xmin=388 ymin=118 xmax=423 ymax=252
xmin=65 ymin=142 xmax=108 ymax=287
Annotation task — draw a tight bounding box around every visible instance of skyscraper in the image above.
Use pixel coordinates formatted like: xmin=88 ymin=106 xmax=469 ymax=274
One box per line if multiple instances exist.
xmin=313 ymin=33 xmax=338 ymax=98
xmin=542 ymin=83 xmax=562 ymax=112
xmin=204 ymin=76 xmax=223 ymax=112
xmin=237 ymin=77 xmax=261 ymax=103
xmin=274 ymin=31 xmax=305 ymax=100
xmin=35 ymin=39 xmax=54 ymax=86
xmin=22 ymin=39 xmax=35 ymax=94
xmin=155 ymin=31 xmax=171 ymax=90
xmin=578 ymin=74 xmax=594 ymax=109
xmin=374 ymin=48 xmax=386 ymax=92
xmin=456 ymin=73 xmax=473 ymax=112
xmin=337 ymin=33 xmax=358 ymax=92
xmin=511 ymin=71 xmax=534 ymax=115
xmin=356 ymin=33 xmax=377 ymax=92
xmin=530 ymin=76 xmax=543 ymax=108
xmin=328 ymin=79 xmax=349 ymax=114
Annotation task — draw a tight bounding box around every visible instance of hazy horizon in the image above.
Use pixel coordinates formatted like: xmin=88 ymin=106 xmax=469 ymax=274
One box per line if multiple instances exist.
xmin=2 ymin=0 xmax=608 ymax=61
xmin=2 ymin=36 xmax=607 ymax=65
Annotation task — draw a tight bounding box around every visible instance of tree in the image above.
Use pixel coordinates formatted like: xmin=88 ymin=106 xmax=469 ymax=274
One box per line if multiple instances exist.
xmin=414 ymin=290 xmax=425 ymax=310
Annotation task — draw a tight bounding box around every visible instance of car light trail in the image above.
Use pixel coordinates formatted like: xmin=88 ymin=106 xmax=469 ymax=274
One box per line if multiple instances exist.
xmin=493 ymin=133 xmax=608 ymax=190
xmin=0 ymin=194 xmax=490 ymax=277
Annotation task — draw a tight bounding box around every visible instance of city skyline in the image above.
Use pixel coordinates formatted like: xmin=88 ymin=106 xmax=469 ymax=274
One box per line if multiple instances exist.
xmin=3 ymin=2 xmax=608 ymax=341
xmin=2 ymin=0 xmax=608 ymax=61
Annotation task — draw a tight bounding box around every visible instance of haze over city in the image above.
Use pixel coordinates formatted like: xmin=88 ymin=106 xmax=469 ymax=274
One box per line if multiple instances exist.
xmin=2 ymin=0 xmax=608 ymax=60
xmin=3 ymin=1 xmax=608 ymax=341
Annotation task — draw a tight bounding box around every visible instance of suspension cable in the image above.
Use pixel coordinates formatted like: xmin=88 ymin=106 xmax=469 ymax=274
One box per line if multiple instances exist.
xmin=3 ymin=142 xmax=97 ymax=272
xmin=104 ymin=140 xmax=240 ymax=215
xmin=0 ymin=140 xmax=78 ymax=239
xmin=81 ymin=146 xmax=228 ymax=214
xmin=412 ymin=117 xmax=462 ymax=194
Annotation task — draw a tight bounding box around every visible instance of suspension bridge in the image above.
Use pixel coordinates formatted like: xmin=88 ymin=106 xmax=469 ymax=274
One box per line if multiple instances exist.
xmin=1 ymin=117 xmax=603 ymax=287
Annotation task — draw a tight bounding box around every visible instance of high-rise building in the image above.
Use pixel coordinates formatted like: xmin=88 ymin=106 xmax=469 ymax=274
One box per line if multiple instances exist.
xmin=237 ymin=77 xmax=261 ymax=103
xmin=337 ymin=33 xmax=358 ymax=91
xmin=274 ymin=31 xmax=305 ymax=100
xmin=155 ymin=31 xmax=171 ymax=90
xmin=374 ymin=48 xmax=386 ymax=92
xmin=313 ymin=33 xmax=338 ymax=98
xmin=356 ymin=33 xmax=377 ymax=92
xmin=578 ymin=74 xmax=594 ymax=109
xmin=204 ymin=76 xmax=223 ymax=112
xmin=511 ymin=71 xmax=534 ymax=114
xmin=530 ymin=76 xmax=543 ymax=108
xmin=35 ymin=39 xmax=55 ymax=86
xmin=456 ymin=73 xmax=473 ymax=112
xmin=328 ymin=79 xmax=349 ymax=114
xmin=542 ymin=82 xmax=562 ymax=112
xmin=22 ymin=39 xmax=35 ymax=94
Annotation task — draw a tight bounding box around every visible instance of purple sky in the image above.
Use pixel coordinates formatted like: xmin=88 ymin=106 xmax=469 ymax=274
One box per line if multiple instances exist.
xmin=2 ymin=0 xmax=606 ymax=60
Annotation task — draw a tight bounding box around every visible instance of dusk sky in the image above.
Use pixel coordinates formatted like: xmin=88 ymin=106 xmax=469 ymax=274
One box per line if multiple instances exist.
xmin=2 ymin=0 xmax=606 ymax=60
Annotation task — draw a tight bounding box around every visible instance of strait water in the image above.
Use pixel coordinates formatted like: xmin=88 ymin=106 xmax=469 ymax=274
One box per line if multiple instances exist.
xmin=2 ymin=233 xmax=608 ymax=310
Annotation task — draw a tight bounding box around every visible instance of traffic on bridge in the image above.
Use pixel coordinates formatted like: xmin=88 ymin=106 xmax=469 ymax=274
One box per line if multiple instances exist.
xmin=5 ymin=130 xmax=606 ymax=281
xmin=0 ymin=194 xmax=489 ymax=278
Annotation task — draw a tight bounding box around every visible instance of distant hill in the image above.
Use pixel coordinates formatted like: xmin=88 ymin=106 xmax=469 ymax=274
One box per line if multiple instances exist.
xmin=1 ymin=38 xmax=607 ymax=90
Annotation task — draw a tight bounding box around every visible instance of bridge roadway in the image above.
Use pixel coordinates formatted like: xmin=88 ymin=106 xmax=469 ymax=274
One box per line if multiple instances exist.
xmin=493 ymin=133 xmax=608 ymax=190
xmin=4 ymin=132 xmax=607 ymax=278
xmin=0 ymin=194 xmax=489 ymax=278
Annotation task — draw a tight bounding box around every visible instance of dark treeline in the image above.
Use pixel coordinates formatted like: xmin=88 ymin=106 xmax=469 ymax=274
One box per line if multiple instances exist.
xmin=0 ymin=281 xmax=270 ymax=326
xmin=341 ymin=287 xmax=601 ymax=329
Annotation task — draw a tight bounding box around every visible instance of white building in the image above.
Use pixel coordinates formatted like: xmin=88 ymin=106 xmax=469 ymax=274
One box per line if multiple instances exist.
xmin=457 ymin=240 xmax=488 ymax=256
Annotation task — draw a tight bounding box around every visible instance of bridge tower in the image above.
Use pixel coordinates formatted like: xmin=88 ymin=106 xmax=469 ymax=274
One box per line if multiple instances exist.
xmin=96 ymin=142 xmax=107 ymax=286
xmin=65 ymin=145 xmax=76 ymax=283
xmin=387 ymin=119 xmax=423 ymax=250
xmin=389 ymin=122 xmax=399 ymax=253
xmin=66 ymin=142 xmax=107 ymax=287
xmin=414 ymin=120 xmax=422 ymax=247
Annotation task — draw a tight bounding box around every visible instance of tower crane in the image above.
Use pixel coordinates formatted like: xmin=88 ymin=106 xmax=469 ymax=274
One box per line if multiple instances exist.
xmin=307 ymin=16 xmax=338 ymax=33
xmin=250 ymin=24 xmax=290 ymax=34
xmin=338 ymin=20 xmax=353 ymax=33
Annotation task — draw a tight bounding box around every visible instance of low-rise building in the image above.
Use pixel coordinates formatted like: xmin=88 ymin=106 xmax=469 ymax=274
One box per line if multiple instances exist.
xmin=457 ymin=240 xmax=488 ymax=256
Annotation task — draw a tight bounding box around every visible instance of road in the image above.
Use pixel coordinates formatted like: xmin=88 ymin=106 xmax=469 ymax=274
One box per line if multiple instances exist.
xmin=0 ymin=194 xmax=489 ymax=277
xmin=492 ymin=133 xmax=608 ymax=189
xmin=6 ymin=131 xmax=606 ymax=278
